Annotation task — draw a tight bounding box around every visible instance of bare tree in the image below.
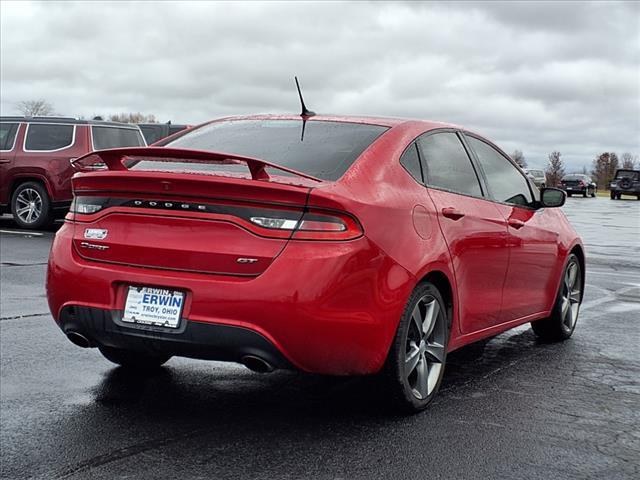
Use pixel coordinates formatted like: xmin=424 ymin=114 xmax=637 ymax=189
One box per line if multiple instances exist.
xmin=545 ymin=151 xmax=564 ymax=187
xmin=511 ymin=149 xmax=527 ymax=168
xmin=108 ymin=112 xmax=158 ymax=124
xmin=621 ymin=152 xmax=637 ymax=170
xmin=17 ymin=99 xmax=55 ymax=116
xmin=591 ymin=152 xmax=620 ymax=189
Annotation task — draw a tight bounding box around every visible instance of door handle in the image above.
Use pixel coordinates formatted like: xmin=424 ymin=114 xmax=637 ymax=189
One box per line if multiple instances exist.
xmin=508 ymin=219 xmax=525 ymax=229
xmin=441 ymin=207 xmax=465 ymax=220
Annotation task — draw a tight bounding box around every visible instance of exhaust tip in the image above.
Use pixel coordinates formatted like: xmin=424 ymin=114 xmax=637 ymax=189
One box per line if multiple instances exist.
xmin=66 ymin=331 xmax=91 ymax=348
xmin=241 ymin=355 xmax=275 ymax=373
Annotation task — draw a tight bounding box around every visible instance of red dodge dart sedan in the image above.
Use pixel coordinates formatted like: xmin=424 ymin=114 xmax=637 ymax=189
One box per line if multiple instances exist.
xmin=46 ymin=115 xmax=584 ymax=411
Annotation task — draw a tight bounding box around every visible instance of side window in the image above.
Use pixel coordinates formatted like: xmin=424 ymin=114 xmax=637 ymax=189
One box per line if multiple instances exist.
xmin=417 ymin=132 xmax=483 ymax=197
xmin=25 ymin=124 xmax=74 ymax=151
xmin=0 ymin=123 xmax=18 ymax=151
xmin=465 ymin=135 xmax=532 ymax=207
xmin=399 ymin=143 xmax=423 ymax=184
xmin=92 ymin=126 xmax=145 ymax=150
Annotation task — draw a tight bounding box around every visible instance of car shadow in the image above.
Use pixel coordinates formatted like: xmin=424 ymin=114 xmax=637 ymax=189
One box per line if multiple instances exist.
xmin=89 ymin=327 xmax=543 ymax=421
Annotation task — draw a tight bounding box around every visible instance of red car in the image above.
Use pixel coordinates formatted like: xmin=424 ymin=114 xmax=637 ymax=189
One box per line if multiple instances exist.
xmin=0 ymin=117 xmax=146 ymax=229
xmin=46 ymin=115 xmax=584 ymax=411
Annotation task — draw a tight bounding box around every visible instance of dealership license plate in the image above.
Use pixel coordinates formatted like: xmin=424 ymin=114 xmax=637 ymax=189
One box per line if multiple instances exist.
xmin=122 ymin=286 xmax=184 ymax=328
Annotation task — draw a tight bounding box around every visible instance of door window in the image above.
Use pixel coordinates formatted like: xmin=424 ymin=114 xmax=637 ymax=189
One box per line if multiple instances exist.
xmin=24 ymin=124 xmax=75 ymax=151
xmin=466 ymin=135 xmax=533 ymax=207
xmin=0 ymin=123 xmax=18 ymax=151
xmin=417 ymin=132 xmax=482 ymax=197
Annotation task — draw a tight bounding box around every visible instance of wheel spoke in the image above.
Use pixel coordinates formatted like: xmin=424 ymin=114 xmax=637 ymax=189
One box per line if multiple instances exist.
xmin=405 ymin=342 xmax=420 ymax=375
xmin=561 ymin=295 xmax=570 ymax=319
xmin=415 ymin=354 xmax=428 ymax=399
xmin=566 ymin=263 xmax=577 ymax=290
xmin=422 ymin=299 xmax=439 ymax=338
xmin=16 ymin=196 xmax=29 ymax=207
xmin=25 ymin=208 xmax=34 ymax=222
xmin=424 ymin=341 xmax=445 ymax=363
xmin=411 ymin=303 xmax=422 ymax=335
xmin=16 ymin=206 xmax=30 ymax=216
xmin=569 ymin=290 xmax=581 ymax=304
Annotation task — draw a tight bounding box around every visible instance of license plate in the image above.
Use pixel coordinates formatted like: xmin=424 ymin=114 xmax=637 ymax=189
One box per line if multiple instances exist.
xmin=123 ymin=286 xmax=184 ymax=329
xmin=566 ymin=187 xmax=574 ymax=190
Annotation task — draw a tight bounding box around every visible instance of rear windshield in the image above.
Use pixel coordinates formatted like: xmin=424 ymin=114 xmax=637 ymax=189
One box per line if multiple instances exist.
xmin=563 ymin=175 xmax=586 ymax=181
xmin=615 ymin=170 xmax=639 ymax=180
xmin=528 ymin=170 xmax=544 ymax=176
xmin=92 ymin=126 xmax=145 ymax=150
xmin=157 ymin=119 xmax=388 ymax=181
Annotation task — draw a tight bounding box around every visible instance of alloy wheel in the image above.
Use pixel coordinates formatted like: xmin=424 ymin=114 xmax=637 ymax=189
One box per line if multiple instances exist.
xmin=560 ymin=259 xmax=581 ymax=331
xmin=404 ymin=295 xmax=446 ymax=400
xmin=15 ymin=188 xmax=43 ymax=224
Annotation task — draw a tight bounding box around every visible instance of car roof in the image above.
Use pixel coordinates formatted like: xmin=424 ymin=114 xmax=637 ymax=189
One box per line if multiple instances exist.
xmin=205 ymin=113 xmax=461 ymax=131
xmin=0 ymin=116 xmax=137 ymax=127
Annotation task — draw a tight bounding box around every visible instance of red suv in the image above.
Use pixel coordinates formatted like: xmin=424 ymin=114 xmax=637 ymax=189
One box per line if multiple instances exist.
xmin=0 ymin=117 xmax=146 ymax=229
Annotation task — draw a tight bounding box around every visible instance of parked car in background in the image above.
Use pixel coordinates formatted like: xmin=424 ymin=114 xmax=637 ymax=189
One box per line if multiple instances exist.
xmin=524 ymin=168 xmax=546 ymax=188
xmin=609 ymin=169 xmax=640 ymax=200
xmin=560 ymin=174 xmax=597 ymax=198
xmin=47 ymin=114 xmax=583 ymax=412
xmin=137 ymin=122 xmax=190 ymax=145
xmin=0 ymin=117 xmax=146 ymax=229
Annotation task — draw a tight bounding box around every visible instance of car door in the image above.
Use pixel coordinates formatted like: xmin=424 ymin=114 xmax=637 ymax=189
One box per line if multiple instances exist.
xmin=463 ymin=134 xmax=559 ymax=322
xmin=0 ymin=121 xmax=20 ymax=206
xmin=417 ymin=131 xmax=509 ymax=334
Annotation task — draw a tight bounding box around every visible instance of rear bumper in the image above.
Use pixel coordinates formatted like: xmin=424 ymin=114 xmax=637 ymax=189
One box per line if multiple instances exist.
xmin=47 ymin=222 xmax=414 ymax=375
xmin=58 ymin=305 xmax=292 ymax=369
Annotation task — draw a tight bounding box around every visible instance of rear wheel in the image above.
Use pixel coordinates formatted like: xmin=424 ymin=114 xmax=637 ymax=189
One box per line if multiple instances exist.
xmin=99 ymin=346 xmax=171 ymax=369
xmin=10 ymin=181 xmax=52 ymax=230
xmin=610 ymin=191 xmax=616 ymax=199
xmin=567 ymin=192 xmax=572 ymax=197
xmin=582 ymin=190 xmax=587 ymax=198
xmin=531 ymin=254 xmax=582 ymax=341
xmin=383 ymin=282 xmax=448 ymax=412
xmin=591 ymin=188 xmax=596 ymax=198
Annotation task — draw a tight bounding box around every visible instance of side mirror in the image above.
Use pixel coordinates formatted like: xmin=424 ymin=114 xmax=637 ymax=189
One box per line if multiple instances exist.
xmin=540 ymin=187 xmax=566 ymax=208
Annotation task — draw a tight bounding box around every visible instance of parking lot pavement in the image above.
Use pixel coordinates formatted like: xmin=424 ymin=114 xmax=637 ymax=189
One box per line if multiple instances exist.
xmin=1 ymin=198 xmax=639 ymax=480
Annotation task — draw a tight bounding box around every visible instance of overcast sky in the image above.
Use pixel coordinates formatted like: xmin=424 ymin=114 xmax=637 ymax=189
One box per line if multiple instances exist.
xmin=1 ymin=1 xmax=638 ymax=170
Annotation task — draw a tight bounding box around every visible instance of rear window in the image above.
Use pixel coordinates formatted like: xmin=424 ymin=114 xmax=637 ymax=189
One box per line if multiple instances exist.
xmin=92 ymin=126 xmax=145 ymax=150
xmin=0 ymin=123 xmax=18 ymax=151
xmin=615 ymin=171 xmax=639 ymax=180
xmin=25 ymin=124 xmax=74 ymax=151
xmin=160 ymin=120 xmax=389 ymax=181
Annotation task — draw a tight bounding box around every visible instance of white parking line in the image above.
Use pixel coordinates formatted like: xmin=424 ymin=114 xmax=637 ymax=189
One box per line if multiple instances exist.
xmin=0 ymin=230 xmax=44 ymax=236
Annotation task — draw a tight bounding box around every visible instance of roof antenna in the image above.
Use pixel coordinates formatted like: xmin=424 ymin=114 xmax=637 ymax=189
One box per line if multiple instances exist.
xmin=295 ymin=76 xmax=314 ymax=141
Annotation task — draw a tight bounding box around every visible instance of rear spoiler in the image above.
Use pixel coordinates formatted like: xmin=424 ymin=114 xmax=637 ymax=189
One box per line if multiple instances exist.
xmin=71 ymin=147 xmax=323 ymax=183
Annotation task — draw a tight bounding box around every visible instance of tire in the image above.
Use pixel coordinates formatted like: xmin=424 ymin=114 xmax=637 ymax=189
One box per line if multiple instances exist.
xmin=591 ymin=189 xmax=596 ymax=198
xmin=99 ymin=345 xmax=171 ymax=369
xmin=617 ymin=193 xmax=622 ymax=200
xmin=383 ymin=282 xmax=449 ymax=412
xmin=582 ymin=190 xmax=587 ymax=198
xmin=10 ymin=181 xmax=53 ymax=230
xmin=567 ymin=192 xmax=572 ymax=197
xmin=531 ymin=253 xmax=582 ymax=342
xmin=610 ymin=191 xmax=616 ymax=200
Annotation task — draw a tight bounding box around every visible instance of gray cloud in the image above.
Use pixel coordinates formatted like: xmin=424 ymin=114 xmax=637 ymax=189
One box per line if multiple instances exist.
xmin=1 ymin=0 xmax=638 ymax=170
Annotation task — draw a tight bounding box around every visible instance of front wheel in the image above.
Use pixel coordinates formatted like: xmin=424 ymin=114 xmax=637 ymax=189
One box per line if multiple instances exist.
xmin=531 ymin=253 xmax=582 ymax=341
xmin=99 ymin=346 xmax=171 ymax=369
xmin=383 ymin=282 xmax=448 ymax=412
xmin=11 ymin=181 xmax=52 ymax=229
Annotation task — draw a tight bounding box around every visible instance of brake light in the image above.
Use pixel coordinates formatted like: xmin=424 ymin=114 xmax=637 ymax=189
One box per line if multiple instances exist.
xmin=249 ymin=210 xmax=361 ymax=240
xmin=578 ymin=181 xmax=585 ymax=187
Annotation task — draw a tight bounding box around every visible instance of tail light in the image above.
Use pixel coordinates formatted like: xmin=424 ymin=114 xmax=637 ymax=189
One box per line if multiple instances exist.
xmin=250 ymin=210 xmax=362 ymax=241
xmin=70 ymin=196 xmax=362 ymax=241
xmin=578 ymin=181 xmax=585 ymax=187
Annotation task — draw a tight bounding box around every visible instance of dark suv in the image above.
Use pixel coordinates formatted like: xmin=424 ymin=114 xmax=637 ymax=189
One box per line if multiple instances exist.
xmin=0 ymin=117 xmax=146 ymax=229
xmin=560 ymin=174 xmax=597 ymax=198
xmin=137 ymin=122 xmax=190 ymax=145
xmin=609 ymin=169 xmax=640 ymax=200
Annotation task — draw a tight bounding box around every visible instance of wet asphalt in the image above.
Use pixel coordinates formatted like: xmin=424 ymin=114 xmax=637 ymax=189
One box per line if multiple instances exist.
xmin=0 ymin=196 xmax=639 ymax=480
